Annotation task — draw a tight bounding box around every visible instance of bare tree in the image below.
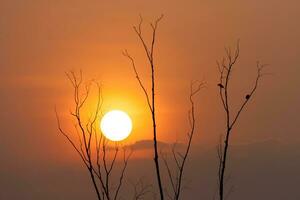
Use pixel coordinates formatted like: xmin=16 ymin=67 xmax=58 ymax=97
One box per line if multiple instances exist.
xmin=216 ymin=42 xmax=267 ymax=200
xmin=55 ymin=71 xmax=132 ymax=200
xmin=124 ymin=15 xmax=205 ymax=200
xmin=123 ymin=15 xmax=165 ymax=200
xmin=131 ymin=177 xmax=154 ymax=200
xmin=162 ymin=81 xmax=204 ymax=200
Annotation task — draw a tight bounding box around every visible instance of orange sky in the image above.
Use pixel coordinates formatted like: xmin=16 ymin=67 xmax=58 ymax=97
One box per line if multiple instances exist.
xmin=1 ymin=0 xmax=300 ymax=165
xmin=1 ymin=1 xmax=300 ymax=200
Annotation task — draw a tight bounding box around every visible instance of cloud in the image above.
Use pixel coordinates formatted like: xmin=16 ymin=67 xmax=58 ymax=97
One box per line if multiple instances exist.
xmin=126 ymin=139 xmax=185 ymax=151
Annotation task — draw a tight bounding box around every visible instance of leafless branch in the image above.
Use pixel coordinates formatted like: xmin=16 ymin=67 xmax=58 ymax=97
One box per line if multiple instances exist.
xmin=122 ymin=50 xmax=152 ymax=112
xmin=114 ymin=148 xmax=133 ymax=200
xmin=124 ymin=15 xmax=165 ymax=200
xmin=161 ymin=81 xmax=205 ymax=200
xmin=55 ymin=71 xmax=132 ymax=200
xmin=216 ymin=41 xmax=267 ymax=200
xmin=131 ymin=177 xmax=153 ymax=200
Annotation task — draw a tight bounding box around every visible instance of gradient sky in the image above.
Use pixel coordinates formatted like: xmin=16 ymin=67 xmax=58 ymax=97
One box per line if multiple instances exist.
xmin=0 ymin=0 xmax=299 ymax=199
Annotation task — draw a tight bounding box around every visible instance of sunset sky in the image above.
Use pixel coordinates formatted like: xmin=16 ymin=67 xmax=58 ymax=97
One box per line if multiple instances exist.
xmin=1 ymin=0 xmax=300 ymax=199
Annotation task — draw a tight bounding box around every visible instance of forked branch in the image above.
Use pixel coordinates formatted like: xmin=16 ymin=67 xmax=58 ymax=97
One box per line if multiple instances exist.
xmin=162 ymin=81 xmax=205 ymax=200
xmin=216 ymin=42 xmax=267 ymax=200
xmin=123 ymin=15 xmax=165 ymax=200
xmin=55 ymin=71 xmax=132 ymax=200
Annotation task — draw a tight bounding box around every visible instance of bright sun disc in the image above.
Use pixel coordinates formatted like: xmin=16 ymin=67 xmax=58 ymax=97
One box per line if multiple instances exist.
xmin=100 ymin=110 xmax=132 ymax=141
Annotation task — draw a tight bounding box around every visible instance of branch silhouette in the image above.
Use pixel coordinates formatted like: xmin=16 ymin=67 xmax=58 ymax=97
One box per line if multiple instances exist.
xmin=123 ymin=15 xmax=165 ymax=200
xmin=55 ymin=71 xmax=132 ymax=200
xmin=131 ymin=177 xmax=153 ymax=200
xmin=216 ymin=41 xmax=267 ymax=200
xmin=124 ymin=15 xmax=205 ymax=200
xmin=162 ymin=81 xmax=205 ymax=200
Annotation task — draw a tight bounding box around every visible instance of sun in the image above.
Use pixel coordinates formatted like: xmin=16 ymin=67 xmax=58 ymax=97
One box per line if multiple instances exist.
xmin=100 ymin=110 xmax=132 ymax=141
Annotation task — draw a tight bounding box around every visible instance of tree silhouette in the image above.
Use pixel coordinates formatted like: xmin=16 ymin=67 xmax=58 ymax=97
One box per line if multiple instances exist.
xmin=216 ymin=41 xmax=267 ymax=200
xmin=131 ymin=177 xmax=154 ymax=200
xmin=124 ymin=15 xmax=204 ymax=200
xmin=123 ymin=15 xmax=165 ymax=200
xmin=55 ymin=71 xmax=132 ymax=200
xmin=162 ymin=81 xmax=204 ymax=200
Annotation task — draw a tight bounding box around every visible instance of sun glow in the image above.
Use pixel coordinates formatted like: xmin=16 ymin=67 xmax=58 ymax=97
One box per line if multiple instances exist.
xmin=100 ymin=110 xmax=132 ymax=141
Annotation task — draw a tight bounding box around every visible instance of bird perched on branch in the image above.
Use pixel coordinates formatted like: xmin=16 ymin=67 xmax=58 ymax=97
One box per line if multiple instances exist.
xmin=218 ymin=83 xmax=224 ymax=88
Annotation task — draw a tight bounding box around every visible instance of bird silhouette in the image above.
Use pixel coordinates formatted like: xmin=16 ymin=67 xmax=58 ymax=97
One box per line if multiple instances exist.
xmin=218 ymin=83 xmax=224 ymax=88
